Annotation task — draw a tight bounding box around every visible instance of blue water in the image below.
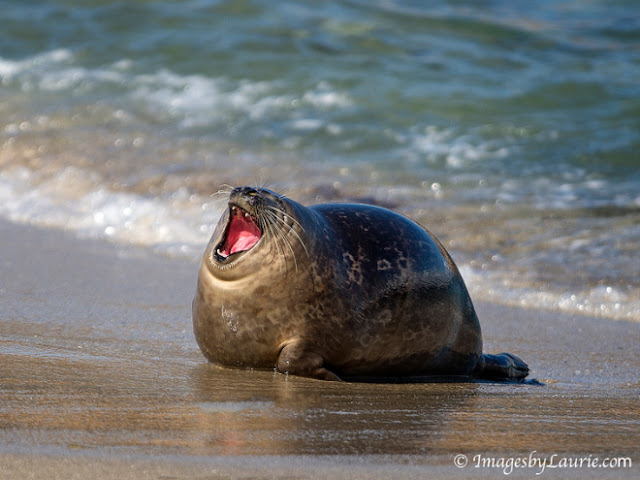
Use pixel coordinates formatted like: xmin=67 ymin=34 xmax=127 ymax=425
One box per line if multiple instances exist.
xmin=1 ymin=0 xmax=639 ymax=319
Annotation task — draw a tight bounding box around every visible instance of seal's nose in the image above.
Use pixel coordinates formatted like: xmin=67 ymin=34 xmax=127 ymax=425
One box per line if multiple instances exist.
xmin=229 ymin=186 xmax=262 ymax=206
xmin=229 ymin=186 xmax=285 ymax=208
xmin=231 ymin=186 xmax=257 ymax=196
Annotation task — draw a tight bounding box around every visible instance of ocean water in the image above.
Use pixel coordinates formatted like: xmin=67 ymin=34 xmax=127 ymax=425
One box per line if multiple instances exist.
xmin=1 ymin=0 xmax=639 ymax=320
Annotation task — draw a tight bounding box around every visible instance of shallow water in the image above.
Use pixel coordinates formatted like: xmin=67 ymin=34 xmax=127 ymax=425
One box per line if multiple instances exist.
xmin=3 ymin=350 xmax=638 ymax=460
xmin=1 ymin=0 xmax=639 ymax=320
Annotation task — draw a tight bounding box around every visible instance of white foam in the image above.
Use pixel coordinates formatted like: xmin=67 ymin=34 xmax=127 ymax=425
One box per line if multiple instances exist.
xmin=459 ymin=265 xmax=640 ymax=322
xmin=291 ymin=118 xmax=324 ymax=131
xmin=128 ymin=72 xmax=352 ymax=130
xmin=407 ymin=126 xmax=510 ymax=168
xmin=0 ymin=58 xmax=21 ymax=78
xmin=302 ymin=83 xmax=353 ymax=109
xmin=1 ymin=49 xmax=354 ymax=132
xmin=0 ymin=166 xmax=218 ymax=259
xmin=0 ymin=49 xmax=75 ymax=87
xmin=126 ymin=70 xmax=353 ymax=130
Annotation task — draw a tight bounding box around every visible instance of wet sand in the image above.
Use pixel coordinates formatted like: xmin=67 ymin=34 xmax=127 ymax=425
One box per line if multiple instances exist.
xmin=1 ymin=219 xmax=638 ymax=479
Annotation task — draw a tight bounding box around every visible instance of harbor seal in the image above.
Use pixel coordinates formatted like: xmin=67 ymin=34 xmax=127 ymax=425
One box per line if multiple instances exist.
xmin=192 ymin=186 xmax=529 ymax=382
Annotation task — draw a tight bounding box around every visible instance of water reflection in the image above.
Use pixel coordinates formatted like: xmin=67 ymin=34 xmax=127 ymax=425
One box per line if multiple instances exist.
xmin=190 ymin=364 xmax=478 ymax=455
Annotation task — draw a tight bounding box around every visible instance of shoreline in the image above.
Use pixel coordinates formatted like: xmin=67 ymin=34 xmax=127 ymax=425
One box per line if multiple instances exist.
xmin=1 ymin=219 xmax=638 ymax=479
xmin=2 ymin=161 xmax=638 ymax=323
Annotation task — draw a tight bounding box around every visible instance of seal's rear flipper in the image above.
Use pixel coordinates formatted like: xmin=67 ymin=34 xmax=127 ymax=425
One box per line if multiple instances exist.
xmin=476 ymin=352 xmax=529 ymax=381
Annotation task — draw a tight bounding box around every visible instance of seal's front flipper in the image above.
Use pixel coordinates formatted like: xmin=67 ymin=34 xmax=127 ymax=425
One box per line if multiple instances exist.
xmin=476 ymin=352 xmax=529 ymax=381
xmin=276 ymin=340 xmax=342 ymax=381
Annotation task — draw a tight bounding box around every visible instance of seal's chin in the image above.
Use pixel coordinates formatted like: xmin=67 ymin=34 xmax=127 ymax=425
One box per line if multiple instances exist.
xmin=214 ymin=205 xmax=261 ymax=262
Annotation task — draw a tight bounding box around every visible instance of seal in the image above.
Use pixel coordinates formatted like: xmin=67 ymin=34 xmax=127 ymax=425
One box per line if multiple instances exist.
xmin=192 ymin=186 xmax=529 ymax=382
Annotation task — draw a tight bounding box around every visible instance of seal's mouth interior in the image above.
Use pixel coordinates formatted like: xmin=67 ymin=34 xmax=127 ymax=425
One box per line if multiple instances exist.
xmin=215 ymin=205 xmax=262 ymax=260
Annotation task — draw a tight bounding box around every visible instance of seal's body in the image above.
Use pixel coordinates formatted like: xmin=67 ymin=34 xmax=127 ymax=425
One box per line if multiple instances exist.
xmin=193 ymin=187 xmax=528 ymax=381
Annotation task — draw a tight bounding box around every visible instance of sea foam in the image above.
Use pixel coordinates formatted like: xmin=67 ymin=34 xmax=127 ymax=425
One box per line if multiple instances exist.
xmin=0 ymin=166 xmax=216 ymax=259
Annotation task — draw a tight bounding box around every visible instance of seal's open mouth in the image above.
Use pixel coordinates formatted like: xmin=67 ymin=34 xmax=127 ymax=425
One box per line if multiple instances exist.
xmin=215 ymin=205 xmax=261 ymax=260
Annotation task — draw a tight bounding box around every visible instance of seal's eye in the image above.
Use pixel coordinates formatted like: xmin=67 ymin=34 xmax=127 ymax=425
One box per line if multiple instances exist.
xmin=216 ymin=206 xmax=261 ymax=260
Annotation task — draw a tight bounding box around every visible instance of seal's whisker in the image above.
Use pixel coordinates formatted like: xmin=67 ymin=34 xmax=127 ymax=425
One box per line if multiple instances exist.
xmin=209 ymin=192 xmax=231 ymax=201
xmin=276 ymin=186 xmax=293 ymax=199
xmin=258 ymin=209 xmax=284 ymax=259
xmin=213 ymin=184 xmax=234 ymax=195
xmin=254 ymin=177 xmax=268 ymax=191
xmin=265 ymin=205 xmax=307 ymax=232
xmin=265 ymin=206 xmax=309 ymax=258
xmin=262 ymin=209 xmax=299 ymax=272
xmin=262 ymin=212 xmax=292 ymax=273
xmin=265 ymin=205 xmax=309 ymax=250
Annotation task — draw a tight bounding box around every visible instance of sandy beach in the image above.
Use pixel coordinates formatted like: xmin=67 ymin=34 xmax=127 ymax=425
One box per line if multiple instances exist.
xmin=1 ymin=219 xmax=638 ymax=479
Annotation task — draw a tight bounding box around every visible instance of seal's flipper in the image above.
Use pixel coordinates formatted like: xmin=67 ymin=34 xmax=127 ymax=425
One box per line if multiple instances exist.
xmin=277 ymin=340 xmax=343 ymax=381
xmin=476 ymin=352 xmax=529 ymax=381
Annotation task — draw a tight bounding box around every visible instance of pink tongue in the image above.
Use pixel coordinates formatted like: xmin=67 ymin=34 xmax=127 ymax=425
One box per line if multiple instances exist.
xmin=223 ymin=211 xmax=261 ymax=255
xmin=230 ymin=230 xmax=260 ymax=254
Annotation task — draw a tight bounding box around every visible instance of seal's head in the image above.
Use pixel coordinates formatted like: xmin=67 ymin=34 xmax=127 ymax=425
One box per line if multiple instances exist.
xmin=204 ymin=186 xmax=307 ymax=279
